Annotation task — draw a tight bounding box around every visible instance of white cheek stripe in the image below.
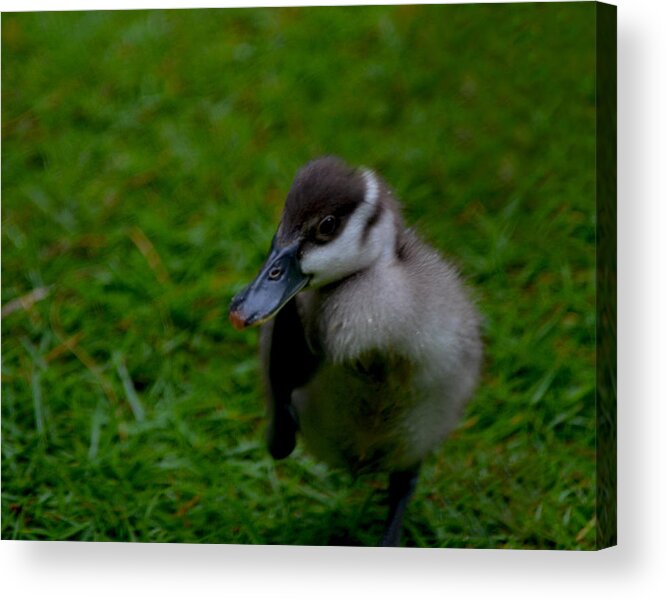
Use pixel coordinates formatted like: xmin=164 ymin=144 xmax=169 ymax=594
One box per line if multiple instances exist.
xmin=299 ymin=170 xmax=384 ymax=286
xmin=362 ymin=169 xmax=379 ymax=207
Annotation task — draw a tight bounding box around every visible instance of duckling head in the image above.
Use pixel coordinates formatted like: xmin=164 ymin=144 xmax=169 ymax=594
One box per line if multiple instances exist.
xmin=229 ymin=156 xmax=398 ymax=330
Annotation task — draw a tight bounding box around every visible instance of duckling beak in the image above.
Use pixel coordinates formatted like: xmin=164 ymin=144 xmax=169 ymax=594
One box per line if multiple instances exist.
xmin=229 ymin=241 xmax=309 ymax=330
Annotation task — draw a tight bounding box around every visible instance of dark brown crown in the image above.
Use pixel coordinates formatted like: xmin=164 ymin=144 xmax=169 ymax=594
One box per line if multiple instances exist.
xmin=277 ymin=156 xmax=366 ymax=244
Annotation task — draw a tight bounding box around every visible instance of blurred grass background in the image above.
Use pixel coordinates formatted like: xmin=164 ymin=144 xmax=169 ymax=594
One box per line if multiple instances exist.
xmin=2 ymin=3 xmax=597 ymax=548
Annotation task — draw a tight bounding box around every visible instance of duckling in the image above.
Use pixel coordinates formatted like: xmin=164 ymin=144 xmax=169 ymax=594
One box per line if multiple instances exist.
xmin=229 ymin=156 xmax=482 ymax=546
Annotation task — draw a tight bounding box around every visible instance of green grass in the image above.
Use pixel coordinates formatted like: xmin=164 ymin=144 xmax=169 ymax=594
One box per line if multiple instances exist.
xmin=2 ymin=4 xmax=597 ymax=548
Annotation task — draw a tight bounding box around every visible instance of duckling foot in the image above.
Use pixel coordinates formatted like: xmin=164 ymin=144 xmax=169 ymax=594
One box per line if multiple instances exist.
xmin=267 ymin=405 xmax=298 ymax=460
xmin=380 ymin=467 xmax=420 ymax=547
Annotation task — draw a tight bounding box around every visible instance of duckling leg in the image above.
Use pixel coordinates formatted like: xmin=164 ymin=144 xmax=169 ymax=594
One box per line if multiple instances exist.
xmin=261 ymin=298 xmax=319 ymax=460
xmin=380 ymin=466 xmax=420 ymax=547
xmin=267 ymin=404 xmax=298 ymax=460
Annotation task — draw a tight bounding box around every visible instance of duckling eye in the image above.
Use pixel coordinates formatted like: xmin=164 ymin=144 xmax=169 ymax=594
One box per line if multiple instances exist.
xmin=316 ymin=215 xmax=338 ymax=240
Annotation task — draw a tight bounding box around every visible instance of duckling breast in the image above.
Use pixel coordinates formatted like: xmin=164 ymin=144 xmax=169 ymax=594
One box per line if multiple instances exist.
xmin=291 ymin=242 xmax=481 ymax=473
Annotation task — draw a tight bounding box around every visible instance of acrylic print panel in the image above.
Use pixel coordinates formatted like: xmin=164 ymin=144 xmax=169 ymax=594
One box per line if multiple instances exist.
xmin=1 ymin=2 xmax=616 ymax=549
